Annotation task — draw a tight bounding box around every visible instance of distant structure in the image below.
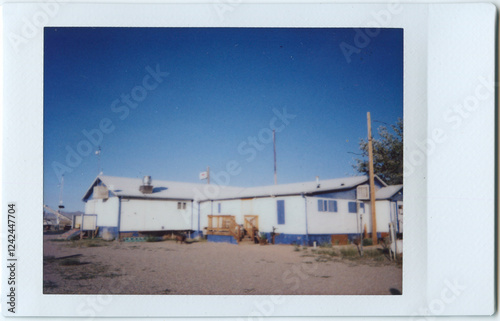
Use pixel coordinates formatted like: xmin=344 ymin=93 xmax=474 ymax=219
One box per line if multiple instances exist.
xmin=80 ymin=174 xmax=403 ymax=244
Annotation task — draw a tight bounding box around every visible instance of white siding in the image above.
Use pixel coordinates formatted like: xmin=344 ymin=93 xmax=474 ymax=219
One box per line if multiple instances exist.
xmin=82 ymin=215 xmax=97 ymax=230
xmin=73 ymin=214 xmax=97 ymax=230
xmin=360 ymin=201 xmax=394 ymax=234
xmin=199 ymin=196 xmax=306 ymax=234
xmin=84 ymin=197 xmax=119 ymax=228
xmin=307 ymin=198 xmax=395 ymax=235
xmin=119 ymin=199 xmax=192 ymax=231
xmin=198 ymin=201 xmax=211 ymax=231
xmin=307 ymin=198 xmax=360 ymax=234
xmin=252 ymin=196 xmax=306 ymax=234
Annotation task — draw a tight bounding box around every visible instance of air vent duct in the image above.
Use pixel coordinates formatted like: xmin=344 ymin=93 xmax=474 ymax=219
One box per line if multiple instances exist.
xmin=139 ymin=176 xmax=153 ymax=194
xmin=356 ymin=185 xmax=370 ymax=200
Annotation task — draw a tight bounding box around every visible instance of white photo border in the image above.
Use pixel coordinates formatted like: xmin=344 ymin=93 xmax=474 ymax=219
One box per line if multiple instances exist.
xmin=1 ymin=1 xmax=496 ymax=318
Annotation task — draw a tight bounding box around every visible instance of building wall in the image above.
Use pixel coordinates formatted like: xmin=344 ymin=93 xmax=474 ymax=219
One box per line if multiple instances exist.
xmin=199 ymin=196 xmax=306 ymax=235
xmin=198 ymin=201 xmax=213 ymax=233
xmin=119 ymin=198 xmax=192 ymax=232
xmin=359 ymin=200 xmax=395 ymax=234
xmin=84 ymin=197 xmax=119 ymax=228
xmin=306 ymin=195 xmax=397 ymax=236
xmin=252 ymin=196 xmax=306 ymax=234
xmin=306 ymin=197 xmax=361 ymax=234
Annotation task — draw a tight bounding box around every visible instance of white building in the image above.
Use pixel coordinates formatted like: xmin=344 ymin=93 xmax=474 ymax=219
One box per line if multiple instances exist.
xmin=81 ymin=174 xmax=403 ymax=245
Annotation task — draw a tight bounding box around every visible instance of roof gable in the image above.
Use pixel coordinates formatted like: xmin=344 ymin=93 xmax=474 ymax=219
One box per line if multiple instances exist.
xmin=375 ymin=185 xmax=403 ymax=200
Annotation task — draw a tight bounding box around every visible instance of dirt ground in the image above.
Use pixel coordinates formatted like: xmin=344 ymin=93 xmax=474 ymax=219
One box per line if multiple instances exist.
xmin=43 ymin=234 xmax=402 ymax=295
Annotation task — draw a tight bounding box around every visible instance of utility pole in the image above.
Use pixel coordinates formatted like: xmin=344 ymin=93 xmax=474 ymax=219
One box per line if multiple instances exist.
xmin=367 ymin=112 xmax=378 ymax=245
xmin=273 ymin=129 xmax=277 ymax=185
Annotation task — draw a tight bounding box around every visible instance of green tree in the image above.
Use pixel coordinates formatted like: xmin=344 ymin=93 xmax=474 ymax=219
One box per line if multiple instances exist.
xmin=353 ymin=118 xmax=403 ymax=185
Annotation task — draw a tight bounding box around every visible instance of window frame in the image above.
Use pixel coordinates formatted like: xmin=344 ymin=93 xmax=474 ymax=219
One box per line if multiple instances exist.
xmin=317 ymin=199 xmax=338 ymax=212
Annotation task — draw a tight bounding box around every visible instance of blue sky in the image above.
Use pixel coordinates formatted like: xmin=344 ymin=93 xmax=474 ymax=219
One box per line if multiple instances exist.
xmin=44 ymin=27 xmax=403 ymax=212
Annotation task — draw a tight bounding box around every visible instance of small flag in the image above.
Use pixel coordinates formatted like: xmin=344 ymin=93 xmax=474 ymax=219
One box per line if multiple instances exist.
xmin=199 ymin=171 xmax=208 ymax=180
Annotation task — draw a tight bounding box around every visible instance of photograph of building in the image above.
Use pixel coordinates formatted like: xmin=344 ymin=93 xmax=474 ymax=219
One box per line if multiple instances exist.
xmin=80 ymin=174 xmax=403 ymax=245
xmin=43 ymin=27 xmax=403 ymax=295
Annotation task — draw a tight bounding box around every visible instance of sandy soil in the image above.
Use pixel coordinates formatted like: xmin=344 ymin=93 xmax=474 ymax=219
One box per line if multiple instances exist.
xmin=43 ymin=235 xmax=402 ymax=295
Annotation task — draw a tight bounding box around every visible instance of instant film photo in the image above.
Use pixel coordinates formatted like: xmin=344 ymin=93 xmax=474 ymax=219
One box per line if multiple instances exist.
xmin=1 ymin=1 xmax=496 ymax=320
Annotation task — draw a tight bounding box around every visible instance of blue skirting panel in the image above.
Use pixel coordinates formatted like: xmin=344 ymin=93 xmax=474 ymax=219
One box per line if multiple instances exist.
xmin=207 ymin=234 xmax=238 ymax=245
xmin=191 ymin=231 xmax=203 ymax=239
xmin=206 ymin=232 xmax=385 ymax=246
xmin=262 ymin=233 xmax=378 ymax=246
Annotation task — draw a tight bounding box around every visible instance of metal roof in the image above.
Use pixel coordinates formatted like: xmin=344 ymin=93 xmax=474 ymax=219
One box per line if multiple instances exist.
xmin=82 ymin=174 xmax=389 ymax=202
xmin=375 ymin=185 xmax=403 ymax=200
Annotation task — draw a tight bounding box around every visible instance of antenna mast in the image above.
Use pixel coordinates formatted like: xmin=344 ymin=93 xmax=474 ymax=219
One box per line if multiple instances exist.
xmin=96 ymin=146 xmax=102 ymax=174
xmin=58 ymin=175 xmax=65 ymax=209
xmin=273 ymin=130 xmax=277 ymax=185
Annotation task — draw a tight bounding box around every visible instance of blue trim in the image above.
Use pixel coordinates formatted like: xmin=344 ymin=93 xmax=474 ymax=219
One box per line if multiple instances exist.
xmin=191 ymin=231 xmax=203 ymax=239
xmin=374 ymin=179 xmax=385 ymax=189
xmin=313 ymin=188 xmax=357 ymax=200
xmin=262 ymin=233 xmax=362 ymax=246
xmin=393 ymin=200 xmax=400 ymax=233
xmin=391 ymin=190 xmax=403 ymax=201
xmin=277 ymin=200 xmax=285 ymax=224
xmin=303 ymin=195 xmax=309 ymax=244
xmin=207 ymin=234 xmax=237 ymax=244
xmin=197 ymin=202 xmax=201 ymax=234
xmin=191 ymin=200 xmax=194 ymax=231
xmin=117 ymin=196 xmax=122 ymax=232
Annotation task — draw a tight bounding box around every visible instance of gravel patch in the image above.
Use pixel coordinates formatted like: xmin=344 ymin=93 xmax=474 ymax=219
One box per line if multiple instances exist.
xmin=43 ymin=235 xmax=402 ymax=295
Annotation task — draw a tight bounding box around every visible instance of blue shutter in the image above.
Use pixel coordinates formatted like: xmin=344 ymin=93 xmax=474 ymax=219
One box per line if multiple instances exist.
xmin=218 ymin=203 xmax=221 ymax=214
xmin=332 ymin=200 xmax=338 ymax=212
xmin=318 ymin=199 xmax=323 ymax=212
xmin=277 ymin=200 xmax=285 ymax=224
xmin=348 ymin=202 xmax=357 ymax=213
xmin=324 ymin=200 xmax=328 ymax=211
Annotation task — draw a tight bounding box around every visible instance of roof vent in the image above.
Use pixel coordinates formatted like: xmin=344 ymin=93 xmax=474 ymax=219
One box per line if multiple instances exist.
xmin=316 ymin=176 xmax=320 ymax=188
xmin=139 ymin=176 xmax=153 ymax=194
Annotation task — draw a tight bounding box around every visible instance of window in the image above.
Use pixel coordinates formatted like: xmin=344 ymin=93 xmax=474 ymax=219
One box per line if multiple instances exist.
xmin=277 ymin=200 xmax=285 ymax=224
xmin=348 ymin=202 xmax=357 ymax=213
xmin=177 ymin=202 xmax=181 ymax=209
xmin=328 ymin=200 xmax=337 ymax=212
xmin=182 ymin=202 xmax=186 ymax=210
xmin=317 ymin=199 xmax=324 ymax=211
xmin=178 ymin=202 xmax=186 ymax=210
xmin=318 ymin=199 xmax=337 ymax=212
